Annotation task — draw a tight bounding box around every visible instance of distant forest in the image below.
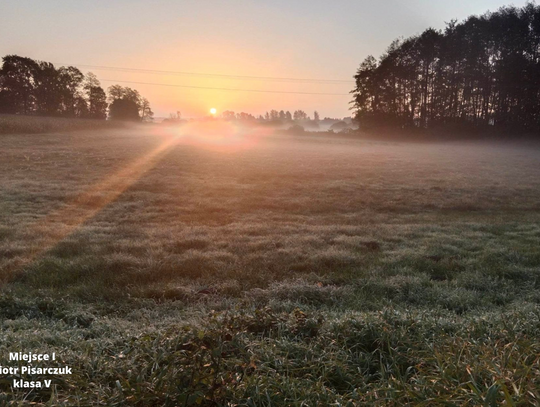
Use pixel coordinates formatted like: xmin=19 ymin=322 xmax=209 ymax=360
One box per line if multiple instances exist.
xmin=352 ymin=3 xmax=540 ymax=133
xmin=164 ymin=109 xmax=353 ymax=132
xmin=0 ymin=55 xmax=153 ymax=121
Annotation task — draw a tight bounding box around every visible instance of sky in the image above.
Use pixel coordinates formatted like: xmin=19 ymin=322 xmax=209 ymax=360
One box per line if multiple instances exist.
xmin=0 ymin=0 xmax=531 ymax=118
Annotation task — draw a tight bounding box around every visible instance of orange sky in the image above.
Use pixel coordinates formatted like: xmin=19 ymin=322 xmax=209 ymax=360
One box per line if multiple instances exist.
xmin=0 ymin=0 xmax=530 ymax=118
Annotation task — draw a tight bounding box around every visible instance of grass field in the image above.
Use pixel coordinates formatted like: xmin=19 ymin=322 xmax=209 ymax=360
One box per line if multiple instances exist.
xmin=1 ymin=124 xmax=540 ymax=405
xmin=0 ymin=114 xmax=126 ymax=135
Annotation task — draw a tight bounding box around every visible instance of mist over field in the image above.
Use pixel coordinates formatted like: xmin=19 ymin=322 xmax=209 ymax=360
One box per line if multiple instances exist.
xmin=1 ymin=121 xmax=540 ymax=404
xmin=3 ymin=0 xmax=540 ymax=404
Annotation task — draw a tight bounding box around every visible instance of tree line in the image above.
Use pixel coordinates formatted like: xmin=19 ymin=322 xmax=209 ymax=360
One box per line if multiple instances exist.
xmin=220 ymin=109 xmax=320 ymax=122
xmin=0 ymin=55 xmax=153 ymax=121
xmin=352 ymin=3 xmax=540 ymax=133
xmin=259 ymin=110 xmax=315 ymax=122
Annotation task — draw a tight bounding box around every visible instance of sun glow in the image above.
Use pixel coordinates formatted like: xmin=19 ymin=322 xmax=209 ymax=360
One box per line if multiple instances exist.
xmin=210 ymin=108 xmax=217 ymax=115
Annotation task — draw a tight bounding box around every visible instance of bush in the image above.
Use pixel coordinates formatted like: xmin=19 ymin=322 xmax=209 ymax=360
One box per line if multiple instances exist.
xmin=286 ymin=124 xmax=305 ymax=134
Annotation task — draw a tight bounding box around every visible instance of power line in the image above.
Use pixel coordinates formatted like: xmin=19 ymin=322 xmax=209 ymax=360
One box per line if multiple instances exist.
xmin=54 ymin=62 xmax=354 ymax=85
xmin=99 ymin=79 xmax=350 ymax=96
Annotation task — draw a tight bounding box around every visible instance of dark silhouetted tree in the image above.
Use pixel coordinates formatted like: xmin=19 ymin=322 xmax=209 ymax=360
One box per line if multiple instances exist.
xmin=140 ymin=97 xmax=153 ymax=122
xmin=293 ymin=110 xmax=307 ymax=121
xmin=0 ymin=56 xmax=154 ymax=121
xmin=109 ymin=98 xmax=140 ymax=121
xmin=351 ymin=3 xmax=540 ymax=134
xmin=0 ymin=55 xmax=39 ymax=114
xmin=58 ymin=66 xmax=85 ymax=117
xmin=34 ymin=61 xmax=62 ymax=116
xmin=83 ymin=73 xmax=107 ymax=119
xmin=107 ymin=85 xmax=152 ymax=121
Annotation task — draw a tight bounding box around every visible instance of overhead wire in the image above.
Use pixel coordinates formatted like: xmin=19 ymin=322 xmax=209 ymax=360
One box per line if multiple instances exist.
xmin=98 ymin=78 xmax=350 ymax=96
xmin=53 ymin=62 xmax=354 ymax=85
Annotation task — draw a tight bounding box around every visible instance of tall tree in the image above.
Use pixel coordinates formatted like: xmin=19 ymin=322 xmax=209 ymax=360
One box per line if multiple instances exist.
xmin=140 ymin=97 xmax=154 ymax=122
xmin=58 ymin=66 xmax=85 ymax=117
xmin=34 ymin=61 xmax=62 ymax=116
xmin=293 ymin=110 xmax=307 ymax=121
xmin=84 ymin=73 xmax=108 ymax=119
xmin=351 ymin=3 xmax=540 ymax=134
xmin=285 ymin=111 xmax=292 ymax=121
xmin=0 ymin=55 xmax=39 ymax=114
xmin=109 ymin=98 xmax=140 ymax=121
xmin=107 ymin=85 xmax=151 ymax=122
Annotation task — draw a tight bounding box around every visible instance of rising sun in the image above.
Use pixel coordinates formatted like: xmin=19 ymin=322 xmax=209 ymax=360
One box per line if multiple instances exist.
xmin=210 ymin=108 xmax=217 ymax=115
